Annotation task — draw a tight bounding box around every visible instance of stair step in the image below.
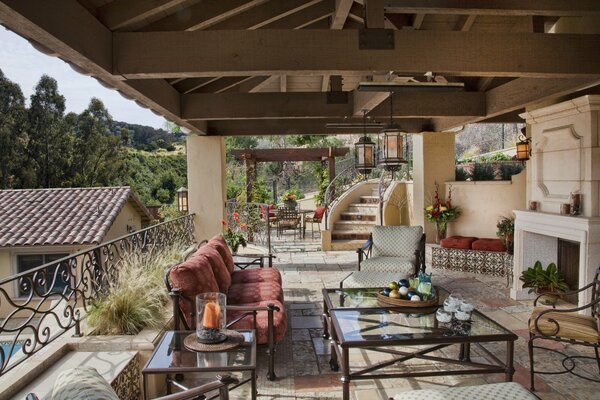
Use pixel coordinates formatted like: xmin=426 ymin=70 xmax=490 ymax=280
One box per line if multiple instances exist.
xmin=360 ymin=196 xmax=380 ymax=204
xmin=348 ymin=205 xmax=379 ymax=215
xmin=331 ymin=230 xmax=371 ymax=240
xmin=330 ymin=239 xmax=366 ymax=251
xmin=334 ymin=221 xmax=376 ymax=232
xmin=340 ymin=212 xmax=376 ymax=221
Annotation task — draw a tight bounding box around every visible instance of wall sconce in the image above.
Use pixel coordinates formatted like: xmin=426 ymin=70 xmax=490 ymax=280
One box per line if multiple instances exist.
xmin=177 ymin=187 xmax=189 ymax=213
xmin=516 ymin=127 xmax=531 ymax=162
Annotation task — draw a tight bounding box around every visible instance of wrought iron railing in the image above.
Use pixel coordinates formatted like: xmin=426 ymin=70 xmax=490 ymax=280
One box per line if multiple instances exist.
xmin=0 ymin=214 xmax=195 ymax=376
xmin=225 ymin=201 xmax=272 ymax=253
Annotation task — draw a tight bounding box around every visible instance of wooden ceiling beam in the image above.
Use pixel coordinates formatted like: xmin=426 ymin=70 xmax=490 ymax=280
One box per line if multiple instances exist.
xmin=142 ymin=0 xmax=267 ymax=31
xmin=382 ymin=0 xmax=600 ymax=17
xmin=191 ymin=76 xmax=255 ymax=94
xmin=208 ymin=0 xmax=324 ymax=30
xmin=230 ymin=147 xmax=350 ymax=162
xmin=173 ymin=77 xmax=218 ymax=94
xmin=223 ymin=76 xmax=270 ymax=93
xmin=456 ymin=14 xmax=476 ymax=31
xmin=261 ymin=1 xmax=334 ymax=30
xmin=412 ymin=14 xmax=425 ymax=29
xmin=248 ymin=75 xmax=280 ymax=93
xmin=365 ymin=0 xmax=385 ymax=28
xmin=181 ymin=91 xmax=485 ymax=120
xmin=331 ymin=0 xmax=354 ymax=29
xmin=204 ymin=118 xmax=430 ymax=136
xmin=114 ymin=30 xmax=600 ymax=78
xmin=97 ymin=0 xmax=187 ymax=30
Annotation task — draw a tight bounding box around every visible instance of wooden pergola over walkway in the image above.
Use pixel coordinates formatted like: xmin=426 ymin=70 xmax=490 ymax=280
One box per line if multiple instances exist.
xmin=230 ymin=147 xmax=349 ymax=202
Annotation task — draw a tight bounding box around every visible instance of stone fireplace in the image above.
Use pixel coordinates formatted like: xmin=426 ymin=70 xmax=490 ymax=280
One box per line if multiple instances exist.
xmin=513 ymin=95 xmax=600 ymax=308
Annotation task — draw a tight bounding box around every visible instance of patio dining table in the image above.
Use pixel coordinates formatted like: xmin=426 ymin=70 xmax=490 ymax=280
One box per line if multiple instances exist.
xmin=322 ymin=288 xmax=518 ymax=400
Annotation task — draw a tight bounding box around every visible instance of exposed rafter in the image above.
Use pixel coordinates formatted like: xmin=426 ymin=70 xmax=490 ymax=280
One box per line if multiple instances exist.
xmin=96 ymin=0 xmax=188 ymax=31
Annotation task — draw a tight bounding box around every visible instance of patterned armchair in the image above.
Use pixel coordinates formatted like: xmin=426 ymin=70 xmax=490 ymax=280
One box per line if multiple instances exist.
xmin=357 ymin=226 xmax=426 ymax=278
xmin=527 ymin=266 xmax=600 ymax=390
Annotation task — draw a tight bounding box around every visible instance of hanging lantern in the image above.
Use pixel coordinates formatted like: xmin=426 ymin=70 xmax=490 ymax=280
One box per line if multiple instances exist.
xmin=177 ymin=187 xmax=189 ymax=213
xmin=516 ymin=127 xmax=531 ymax=162
xmin=355 ymin=135 xmax=376 ymax=175
xmin=378 ymin=92 xmax=407 ymax=171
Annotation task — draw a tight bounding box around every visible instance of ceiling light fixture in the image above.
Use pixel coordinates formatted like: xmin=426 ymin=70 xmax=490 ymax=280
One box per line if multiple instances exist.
xmin=354 ymin=110 xmax=376 ymax=176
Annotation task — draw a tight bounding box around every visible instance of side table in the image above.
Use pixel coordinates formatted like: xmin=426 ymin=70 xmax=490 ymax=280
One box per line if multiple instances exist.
xmin=142 ymin=330 xmax=256 ymax=400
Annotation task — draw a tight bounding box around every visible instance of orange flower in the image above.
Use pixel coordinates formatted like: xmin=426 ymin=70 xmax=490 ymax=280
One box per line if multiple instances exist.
xmin=232 ymin=212 xmax=240 ymax=221
xmin=220 ymin=219 xmax=227 ymax=226
xmin=239 ymin=223 xmax=247 ymax=229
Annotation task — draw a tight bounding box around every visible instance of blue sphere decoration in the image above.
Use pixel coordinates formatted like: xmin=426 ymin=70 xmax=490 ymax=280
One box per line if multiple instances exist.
xmin=398 ymin=279 xmax=410 ymax=287
xmin=407 ymin=291 xmax=418 ymax=299
xmin=382 ymin=287 xmax=392 ymax=296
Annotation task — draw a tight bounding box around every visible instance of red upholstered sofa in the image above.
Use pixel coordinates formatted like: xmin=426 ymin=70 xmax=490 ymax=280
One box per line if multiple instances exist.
xmin=165 ymin=234 xmax=286 ymax=380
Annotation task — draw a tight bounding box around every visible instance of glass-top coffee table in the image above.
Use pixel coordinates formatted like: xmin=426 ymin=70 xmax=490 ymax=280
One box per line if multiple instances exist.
xmin=322 ymin=288 xmax=517 ymax=400
xmin=142 ymin=330 xmax=256 ymax=400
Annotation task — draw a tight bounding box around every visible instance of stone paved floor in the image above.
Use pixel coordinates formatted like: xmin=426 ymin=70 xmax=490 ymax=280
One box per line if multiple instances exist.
xmin=235 ymin=247 xmax=600 ymax=400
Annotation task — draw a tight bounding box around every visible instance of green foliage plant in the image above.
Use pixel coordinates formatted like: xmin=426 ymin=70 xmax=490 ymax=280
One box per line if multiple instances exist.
xmin=499 ymin=163 xmax=524 ymax=180
xmin=469 ymin=162 xmax=496 ymax=181
xmin=221 ymin=213 xmax=247 ymax=252
xmin=496 ymin=216 xmax=515 ymax=238
xmin=455 ymin=167 xmax=469 ymax=181
xmin=519 ymin=261 xmax=569 ymax=294
xmin=87 ymin=242 xmax=187 ymax=335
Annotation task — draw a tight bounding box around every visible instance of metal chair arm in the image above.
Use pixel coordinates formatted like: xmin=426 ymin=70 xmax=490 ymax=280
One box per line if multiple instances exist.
xmin=154 ymin=375 xmax=239 ymax=400
xmin=532 ymin=296 xmax=600 ymax=338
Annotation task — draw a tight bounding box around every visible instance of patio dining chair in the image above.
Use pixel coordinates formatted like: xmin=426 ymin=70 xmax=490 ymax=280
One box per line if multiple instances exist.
xmin=527 ymin=266 xmax=600 ymax=390
xmin=304 ymin=206 xmax=326 ymax=239
xmin=276 ymin=207 xmax=301 ymax=239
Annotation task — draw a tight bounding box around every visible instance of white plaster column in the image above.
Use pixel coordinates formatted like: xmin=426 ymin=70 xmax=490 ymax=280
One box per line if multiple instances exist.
xmin=412 ymin=132 xmax=456 ymax=243
xmin=186 ymin=134 xmax=227 ymax=241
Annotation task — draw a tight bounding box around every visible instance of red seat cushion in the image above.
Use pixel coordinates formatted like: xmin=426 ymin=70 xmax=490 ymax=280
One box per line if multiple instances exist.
xmin=472 ymin=238 xmax=506 ymax=252
xmin=169 ymin=254 xmax=219 ymax=328
xmin=227 ymin=299 xmax=287 ymax=344
xmin=208 ymin=234 xmax=235 ymax=274
xmin=196 ymin=245 xmax=231 ymax=293
xmin=231 ymin=268 xmax=282 ymax=285
xmin=440 ymin=236 xmax=478 ymax=249
xmin=227 ymin=281 xmax=284 ymax=304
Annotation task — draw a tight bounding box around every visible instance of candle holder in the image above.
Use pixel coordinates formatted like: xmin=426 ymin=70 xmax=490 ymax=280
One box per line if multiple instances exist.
xmin=570 ymin=192 xmax=582 ymax=216
xmin=196 ymin=292 xmax=227 ymax=344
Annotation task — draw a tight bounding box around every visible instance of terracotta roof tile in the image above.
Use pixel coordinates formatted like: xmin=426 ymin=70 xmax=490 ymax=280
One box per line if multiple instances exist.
xmin=0 ymin=187 xmax=152 ymax=248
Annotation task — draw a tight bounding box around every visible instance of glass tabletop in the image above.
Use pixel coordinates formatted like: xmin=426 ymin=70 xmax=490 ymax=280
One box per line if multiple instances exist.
xmin=330 ymin=308 xmax=516 ymax=346
xmin=323 ymin=287 xmax=449 ymax=309
xmin=143 ymin=330 xmax=256 ymax=373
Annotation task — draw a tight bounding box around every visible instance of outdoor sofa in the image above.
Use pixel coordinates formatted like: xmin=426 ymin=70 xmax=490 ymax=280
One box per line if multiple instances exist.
xmin=165 ymin=234 xmax=287 ymax=380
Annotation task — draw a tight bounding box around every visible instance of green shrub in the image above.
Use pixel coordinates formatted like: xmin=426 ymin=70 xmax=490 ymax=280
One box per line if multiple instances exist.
xmin=470 ymin=163 xmax=496 ymax=181
xmin=87 ymin=242 xmax=187 ymax=335
xmin=455 ymin=167 xmax=469 ymax=181
xmin=499 ymin=163 xmax=524 ymax=180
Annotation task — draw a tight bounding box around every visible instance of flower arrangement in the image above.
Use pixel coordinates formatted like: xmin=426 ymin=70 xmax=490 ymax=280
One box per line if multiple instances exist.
xmin=424 ymin=183 xmax=460 ymax=240
xmin=281 ymin=192 xmax=297 ymax=202
xmin=221 ymin=212 xmax=247 ymax=252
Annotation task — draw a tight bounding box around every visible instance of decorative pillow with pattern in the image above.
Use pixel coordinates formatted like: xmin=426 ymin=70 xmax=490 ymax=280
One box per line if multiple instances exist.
xmin=51 ymin=367 xmax=118 ymax=400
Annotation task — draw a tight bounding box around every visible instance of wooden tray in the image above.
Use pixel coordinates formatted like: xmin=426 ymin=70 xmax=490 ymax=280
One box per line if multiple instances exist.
xmin=377 ymin=290 xmax=438 ymax=308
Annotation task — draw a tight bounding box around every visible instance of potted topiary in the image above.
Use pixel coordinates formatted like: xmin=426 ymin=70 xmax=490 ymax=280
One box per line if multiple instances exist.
xmin=519 ymin=261 xmax=568 ymax=304
xmin=496 ymin=216 xmax=515 ymax=254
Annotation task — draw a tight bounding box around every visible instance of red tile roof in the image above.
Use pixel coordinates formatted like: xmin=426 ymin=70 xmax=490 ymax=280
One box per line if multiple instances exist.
xmin=0 ymin=187 xmax=152 ymax=247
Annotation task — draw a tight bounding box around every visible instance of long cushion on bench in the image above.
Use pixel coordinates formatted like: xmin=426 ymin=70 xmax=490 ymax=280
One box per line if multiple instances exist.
xmin=392 ymin=382 xmax=537 ymax=400
xmin=359 ymin=257 xmax=415 ymax=274
xmin=440 ymin=236 xmax=478 ymax=249
xmin=208 ymin=235 xmax=236 ymax=273
xmin=472 ymin=238 xmax=506 ymax=252
xmin=227 ymin=299 xmax=288 ymax=344
xmin=228 ymin=281 xmax=284 ymax=304
xmin=231 ymin=268 xmax=282 ymax=285
xmin=196 ymin=245 xmax=232 ymax=293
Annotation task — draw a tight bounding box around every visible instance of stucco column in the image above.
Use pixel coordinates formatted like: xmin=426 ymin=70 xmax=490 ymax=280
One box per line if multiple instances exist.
xmin=412 ymin=132 xmax=456 ymax=243
xmin=187 ymin=134 xmax=227 ymax=241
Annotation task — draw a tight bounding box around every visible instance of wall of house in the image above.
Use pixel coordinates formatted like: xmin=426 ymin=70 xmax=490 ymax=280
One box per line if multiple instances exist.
xmin=444 ymin=171 xmax=526 ymax=238
xmin=382 ymin=181 xmax=414 ymax=226
xmin=102 ymin=202 xmax=143 ymax=242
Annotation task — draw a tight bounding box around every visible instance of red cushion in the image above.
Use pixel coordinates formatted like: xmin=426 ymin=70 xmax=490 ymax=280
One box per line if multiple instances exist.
xmin=196 ymin=245 xmax=232 ymax=293
xmin=227 ymin=281 xmax=284 ymax=304
xmin=208 ymin=234 xmax=235 ymax=274
xmin=313 ymin=206 xmax=326 ymax=220
xmin=440 ymin=236 xmax=478 ymax=249
xmin=169 ymin=254 xmax=219 ymax=328
xmin=472 ymin=238 xmax=506 ymax=252
xmin=231 ymin=268 xmax=282 ymax=285
xmin=227 ymin=300 xmax=287 ymax=344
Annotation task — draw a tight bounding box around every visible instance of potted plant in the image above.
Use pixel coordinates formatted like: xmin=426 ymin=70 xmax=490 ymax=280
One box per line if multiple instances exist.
xmin=496 ymin=216 xmax=515 ymax=254
xmin=281 ymin=191 xmax=298 ymax=208
xmin=221 ymin=212 xmax=247 ymax=253
xmin=519 ymin=261 xmax=568 ymax=304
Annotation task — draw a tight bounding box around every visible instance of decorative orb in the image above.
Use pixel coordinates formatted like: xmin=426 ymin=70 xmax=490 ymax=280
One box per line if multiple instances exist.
xmin=398 ymin=286 xmax=409 ymax=296
xmin=406 ymin=291 xmax=418 ymax=300
xmin=389 ymin=289 xmax=401 ymax=299
xmin=382 ymin=287 xmax=391 ymax=296
xmin=411 ymin=295 xmax=421 ymax=302
xmin=398 ymin=279 xmax=410 ymax=287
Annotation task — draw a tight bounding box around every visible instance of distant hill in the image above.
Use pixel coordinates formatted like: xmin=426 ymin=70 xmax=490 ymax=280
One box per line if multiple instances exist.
xmin=110 ymin=121 xmax=185 ymax=151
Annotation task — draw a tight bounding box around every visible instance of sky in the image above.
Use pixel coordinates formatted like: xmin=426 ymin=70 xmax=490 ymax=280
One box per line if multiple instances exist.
xmin=0 ymin=26 xmax=167 ymax=129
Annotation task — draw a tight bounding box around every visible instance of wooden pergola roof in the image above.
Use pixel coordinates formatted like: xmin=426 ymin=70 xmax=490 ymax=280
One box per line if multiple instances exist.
xmin=230 ymin=147 xmax=350 ymax=162
xmin=2 ymin=1 xmax=600 ymax=135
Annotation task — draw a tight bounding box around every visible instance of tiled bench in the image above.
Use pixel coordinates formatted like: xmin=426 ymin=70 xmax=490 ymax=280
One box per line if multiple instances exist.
xmin=427 ymin=244 xmax=513 ymax=286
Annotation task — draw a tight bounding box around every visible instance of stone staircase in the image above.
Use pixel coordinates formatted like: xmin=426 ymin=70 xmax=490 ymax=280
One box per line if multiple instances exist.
xmin=330 ymin=193 xmax=379 ymax=251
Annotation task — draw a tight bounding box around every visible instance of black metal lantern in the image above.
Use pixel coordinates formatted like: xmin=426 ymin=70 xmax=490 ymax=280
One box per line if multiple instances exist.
xmin=516 ymin=127 xmax=531 ymax=162
xmin=177 ymin=187 xmax=189 ymax=213
xmin=354 ymin=110 xmax=376 ymax=175
xmin=379 ymin=92 xmax=407 ymax=170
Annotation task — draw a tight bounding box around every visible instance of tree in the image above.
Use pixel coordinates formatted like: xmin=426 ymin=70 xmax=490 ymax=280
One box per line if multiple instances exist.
xmin=0 ymin=69 xmax=30 ymax=188
xmin=28 ymin=75 xmax=72 ymax=188
xmin=71 ymin=98 xmax=123 ymax=186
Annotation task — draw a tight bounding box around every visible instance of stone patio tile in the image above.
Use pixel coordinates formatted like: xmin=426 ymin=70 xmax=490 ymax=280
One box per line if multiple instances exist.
xmin=292 ymin=329 xmax=311 ymax=341
xmin=294 ymin=371 xmax=341 ymax=391
xmin=291 ymin=315 xmax=324 ymax=329
xmin=312 ymin=337 xmax=331 ymax=355
xmin=482 ymin=309 xmax=527 ymax=330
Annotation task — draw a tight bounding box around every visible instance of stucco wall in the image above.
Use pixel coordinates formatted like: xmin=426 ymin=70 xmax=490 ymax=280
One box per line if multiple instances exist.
xmin=103 ymin=202 xmax=142 ymax=242
xmin=382 ymin=181 xmax=414 ymax=226
xmin=445 ymin=170 xmax=526 ymax=238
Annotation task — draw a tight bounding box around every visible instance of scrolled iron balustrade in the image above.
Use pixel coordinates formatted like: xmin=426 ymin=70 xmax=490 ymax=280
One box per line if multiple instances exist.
xmin=0 ymin=214 xmax=195 ymax=376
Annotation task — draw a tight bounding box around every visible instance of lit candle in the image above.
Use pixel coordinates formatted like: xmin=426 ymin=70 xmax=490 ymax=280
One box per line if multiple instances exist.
xmin=203 ymin=302 xmax=221 ymax=329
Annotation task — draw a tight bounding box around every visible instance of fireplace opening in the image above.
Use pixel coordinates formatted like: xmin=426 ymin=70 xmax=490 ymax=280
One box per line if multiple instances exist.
xmin=558 ymin=239 xmax=579 ymax=304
